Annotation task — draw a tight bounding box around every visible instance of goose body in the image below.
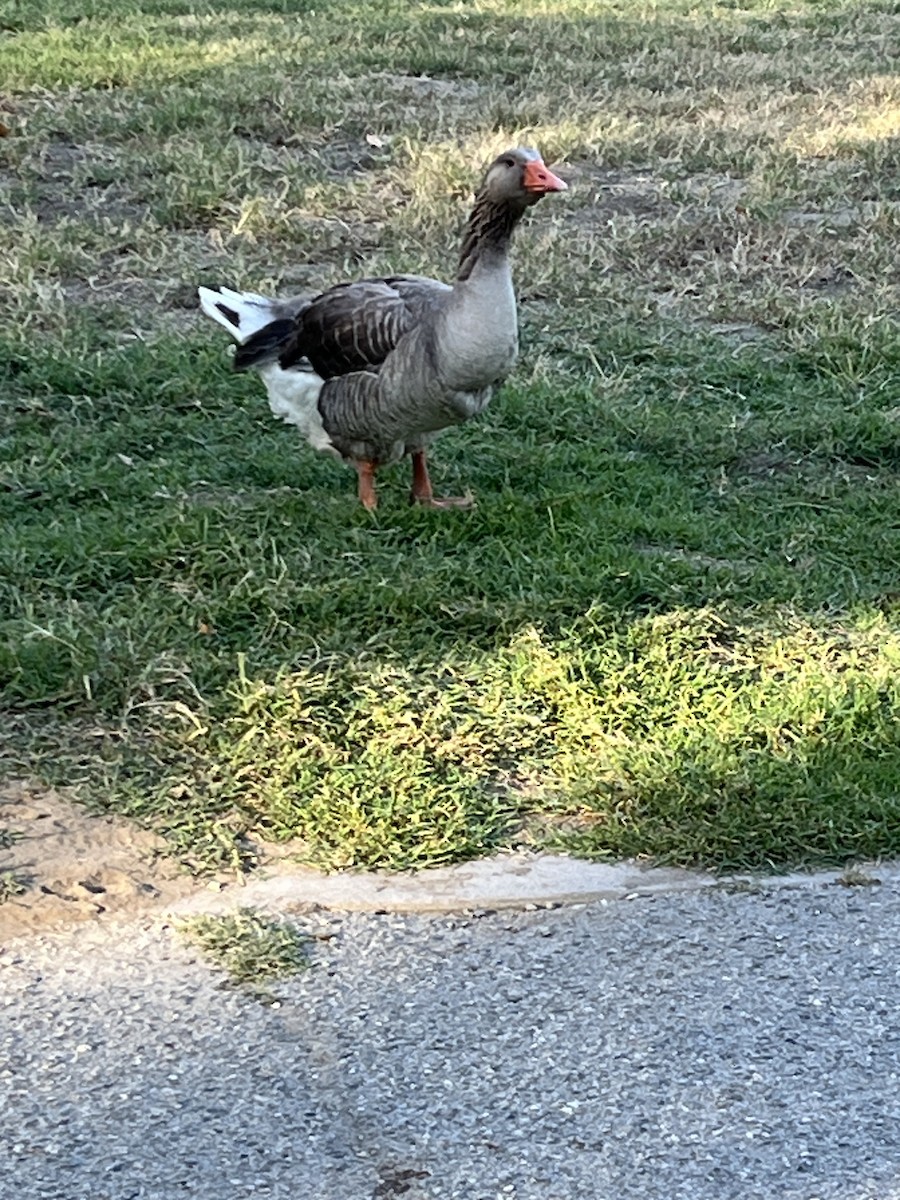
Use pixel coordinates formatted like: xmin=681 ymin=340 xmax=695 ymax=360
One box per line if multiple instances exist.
xmin=198 ymin=148 xmax=566 ymax=508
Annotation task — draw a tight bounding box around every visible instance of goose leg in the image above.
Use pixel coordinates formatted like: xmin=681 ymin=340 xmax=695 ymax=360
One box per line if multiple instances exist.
xmin=354 ymin=460 xmax=378 ymax=510
xmin=409 ymin=450 xmax=473 ymax=509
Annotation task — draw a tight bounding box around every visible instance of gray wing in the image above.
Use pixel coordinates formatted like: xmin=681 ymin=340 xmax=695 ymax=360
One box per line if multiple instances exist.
xmin=279 ymin=274 xmax=451 ymax=378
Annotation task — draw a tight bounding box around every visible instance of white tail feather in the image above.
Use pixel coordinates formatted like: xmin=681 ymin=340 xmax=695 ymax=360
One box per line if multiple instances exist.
xmin=197 ymin=285 xmax=279 ymax=345
xmin=198 ymin=286 xmax=335 ymax=457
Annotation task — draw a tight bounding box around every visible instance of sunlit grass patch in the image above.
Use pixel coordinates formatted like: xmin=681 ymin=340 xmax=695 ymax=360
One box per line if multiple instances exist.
xmin=123 ymin=610 xmax=898 ymax=873
xmin=38 ymin=602 xmax=899 ymax=875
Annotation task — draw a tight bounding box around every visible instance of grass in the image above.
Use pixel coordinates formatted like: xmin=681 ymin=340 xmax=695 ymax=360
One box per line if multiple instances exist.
xmin=2 ymin=0 xmax=900 ymax=874
xmin=0 ymin=870 xmax=28 ymax=902
xmin=178 ymin=908 xmax=312 ymax=986
xmin=0 ymin=826 xmax=23 ymax=850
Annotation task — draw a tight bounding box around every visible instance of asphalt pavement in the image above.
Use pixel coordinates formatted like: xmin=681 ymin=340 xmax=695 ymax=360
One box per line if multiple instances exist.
xmin=3 ymin=869 xmax=899 ymax=1200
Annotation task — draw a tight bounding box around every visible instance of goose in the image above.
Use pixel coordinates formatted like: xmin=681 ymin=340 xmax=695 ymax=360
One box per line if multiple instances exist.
xmin=198 ymin=147 xmax=567 ymax=509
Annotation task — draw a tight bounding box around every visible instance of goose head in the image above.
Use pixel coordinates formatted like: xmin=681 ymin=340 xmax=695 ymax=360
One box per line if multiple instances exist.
xmin=482 ymin=147 xmax=568 ymax=210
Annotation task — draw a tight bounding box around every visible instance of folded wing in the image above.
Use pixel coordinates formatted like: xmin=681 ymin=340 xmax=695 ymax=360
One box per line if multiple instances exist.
xmin=279 ymin=275 xmax=451 ymax=377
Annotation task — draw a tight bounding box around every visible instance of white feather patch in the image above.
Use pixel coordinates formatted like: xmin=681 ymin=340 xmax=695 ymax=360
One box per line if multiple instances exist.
xmin=197 ymin=286 xmax=279 ymax=345
xmin=258 ymin=363 xmax=337 ymax=455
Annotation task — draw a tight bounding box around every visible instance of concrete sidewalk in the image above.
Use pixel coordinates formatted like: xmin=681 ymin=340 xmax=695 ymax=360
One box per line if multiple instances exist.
xmin=3 ymin=866 xmax=899 ymax=1199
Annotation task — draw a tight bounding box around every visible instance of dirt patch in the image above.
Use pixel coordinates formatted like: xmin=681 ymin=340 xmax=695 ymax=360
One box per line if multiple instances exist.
xmin=60 ymin=275 xmax=203 ymax=338
xmin=564 ymin=164 xmax=672 ymax=220
xmin=798 ymin=263 xmax=857 ymax=293
xmin=634 ymin=542 xmax=749 ymax=572
xmin=0 ymin=781 xmax=212 ymax=941
xmin=703 ymin=320 xmax=770 ymax=345
xmin=9 ymin=140 xmax=149 ymax=226
xmin=309 ymin=135 xmax=390 ymax=178
xmin=728 ymin=451 xmax=892 ymax=488
xmin=784 ymin=203 xmax=899 ymax=230
xmin=563 ymin=166 xmax=747 ymax=224
xmin=733 ymin=450 xmax=804 ymax=479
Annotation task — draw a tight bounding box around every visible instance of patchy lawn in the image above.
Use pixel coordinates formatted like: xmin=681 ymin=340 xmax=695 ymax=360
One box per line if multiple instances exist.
xmin=1 ymin=0 xmax=899 ymax=875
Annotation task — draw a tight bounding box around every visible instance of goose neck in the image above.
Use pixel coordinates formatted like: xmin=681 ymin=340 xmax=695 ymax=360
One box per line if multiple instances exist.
xmin=455 ymin=192 xmax=525 ymax=282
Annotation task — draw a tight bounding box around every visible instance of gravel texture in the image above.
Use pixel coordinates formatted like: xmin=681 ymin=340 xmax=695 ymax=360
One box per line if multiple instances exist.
xmin=3 ymin=877 xmax=900 ymax=1199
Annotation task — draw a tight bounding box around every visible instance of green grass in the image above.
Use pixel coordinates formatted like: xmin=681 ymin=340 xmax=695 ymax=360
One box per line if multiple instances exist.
xmin=2 ymin=0 xmax=900 ymax=875
xmin=178 ymin=908 xmax=312 ymax=986
xmin=0 ymin=826 xmax=23 ymax=850
xmin=0 ymin=870 xmax=28 ymax=902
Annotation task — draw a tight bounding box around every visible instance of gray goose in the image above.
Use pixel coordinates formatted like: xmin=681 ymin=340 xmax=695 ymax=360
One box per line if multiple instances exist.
xmin=198 ymin=147 xmax=566 ymax=509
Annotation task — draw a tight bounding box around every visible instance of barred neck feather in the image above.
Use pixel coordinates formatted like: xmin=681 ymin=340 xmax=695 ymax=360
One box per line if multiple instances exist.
xmin=455 ymin=191 xmax=527 ymax=282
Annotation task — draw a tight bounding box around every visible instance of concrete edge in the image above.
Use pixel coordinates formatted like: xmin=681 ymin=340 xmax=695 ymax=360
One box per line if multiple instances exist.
xmin=162 ymin=852 xmax=900 ymax=919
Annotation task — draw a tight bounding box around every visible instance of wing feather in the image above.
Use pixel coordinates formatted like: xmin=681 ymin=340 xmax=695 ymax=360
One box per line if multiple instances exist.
xmin=279 ymin=275 xmax=450 ymax=378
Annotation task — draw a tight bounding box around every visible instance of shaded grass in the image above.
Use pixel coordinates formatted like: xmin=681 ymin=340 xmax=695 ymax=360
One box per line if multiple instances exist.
xmin=2 ymin=0 xmax=900 ymax=873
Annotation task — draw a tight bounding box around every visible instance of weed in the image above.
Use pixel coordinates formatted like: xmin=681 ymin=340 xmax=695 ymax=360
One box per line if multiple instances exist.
xmin=178 ymin=908 xmax=312 ymax=985
xmin=0 ymin=827 xmax=23 ymax=850
xmin=0 ymin=871 xmax=28 ymax=902
xmin=836 ymin=866 xmax=881 ymax=888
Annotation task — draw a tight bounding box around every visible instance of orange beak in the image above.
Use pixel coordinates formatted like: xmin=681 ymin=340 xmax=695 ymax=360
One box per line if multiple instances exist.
xmin=522 ymin=158 xmax=568 ymax=194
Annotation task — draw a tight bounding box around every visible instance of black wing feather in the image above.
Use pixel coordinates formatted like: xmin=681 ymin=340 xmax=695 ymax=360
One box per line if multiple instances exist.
xmin=233 ymin=319 xmax=299 ymax=372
